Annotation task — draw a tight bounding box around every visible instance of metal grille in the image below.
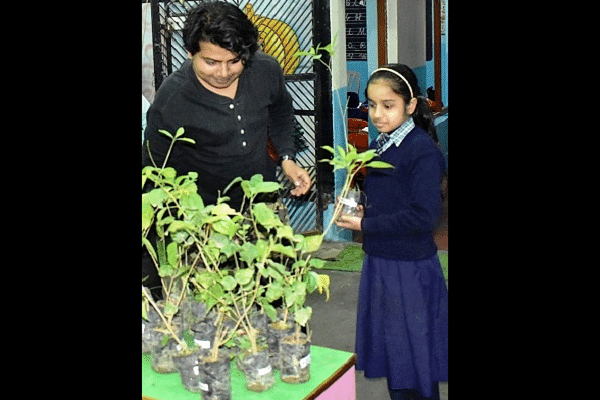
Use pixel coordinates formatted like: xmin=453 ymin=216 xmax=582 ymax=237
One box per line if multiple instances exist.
xmin=149 ymin=0 xmax=332 ymax=234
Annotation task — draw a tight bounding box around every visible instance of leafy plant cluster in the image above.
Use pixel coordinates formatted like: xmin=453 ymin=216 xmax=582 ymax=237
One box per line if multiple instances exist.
xmin=295 ymin=38 xmax=394 ymax=237
xmin=142 ymin=129 xmax=330 ymax=360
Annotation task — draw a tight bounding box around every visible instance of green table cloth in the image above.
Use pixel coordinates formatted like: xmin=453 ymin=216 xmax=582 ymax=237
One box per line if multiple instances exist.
xmin=142 ymin=345 xmax=356 ymax=400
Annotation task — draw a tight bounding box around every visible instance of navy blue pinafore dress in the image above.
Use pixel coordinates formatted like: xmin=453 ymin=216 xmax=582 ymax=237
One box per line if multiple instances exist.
xmin=355 ymin=254 xmax=448 ymax=397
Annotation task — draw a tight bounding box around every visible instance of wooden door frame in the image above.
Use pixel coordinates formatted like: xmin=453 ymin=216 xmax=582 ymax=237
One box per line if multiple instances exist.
xmin=377 ymin=0 xmax=387 ymax=66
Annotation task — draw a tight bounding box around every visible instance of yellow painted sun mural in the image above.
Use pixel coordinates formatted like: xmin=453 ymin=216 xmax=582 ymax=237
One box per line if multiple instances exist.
xmin=244 ymin=4 xmax=300 ymax=75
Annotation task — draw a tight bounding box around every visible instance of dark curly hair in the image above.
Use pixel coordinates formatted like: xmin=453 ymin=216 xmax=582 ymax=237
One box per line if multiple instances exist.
xmin=182 ymin=1 xmax=259 ymax=66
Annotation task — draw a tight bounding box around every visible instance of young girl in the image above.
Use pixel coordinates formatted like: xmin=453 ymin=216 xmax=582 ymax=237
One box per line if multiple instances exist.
xmin=336 ymin=64 xmax=448 ymax=400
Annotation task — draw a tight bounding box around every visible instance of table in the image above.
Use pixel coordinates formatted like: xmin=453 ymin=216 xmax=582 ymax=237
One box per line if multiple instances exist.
xmin=142 ymin=345 xmax=356 ymax=400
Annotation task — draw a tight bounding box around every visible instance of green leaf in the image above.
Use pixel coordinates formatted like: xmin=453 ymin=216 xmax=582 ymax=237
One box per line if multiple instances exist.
xmin=212 ymin=218 xmax=237 ymax=237
xmin=234 ymin=268 xmax=254 ymax=286
xmin=166 ymin=242 xmax=179 ymax=267
xmin=180 ymin=192 xmax=204 ymax=211
xmin=158 ymin=129 xmax=173 ymax=139
xmin=142 ymin=298 xmax=149 ymax=321
xmin=308 ymin=258 xmax=326 ymax=269
xmin=320 ymin=145 xmax=335 ymax=154
xmin=164 ymin=302 xmax=178 ymax=318
xmin=141 ymin=237 xmax=157 ymax=261
xmin=285 ymin=281 xmax=306 ymax=308
xmin=266 ymin=280 xmax=284 ymax=302
xmin=212 ymin=203 xmax=237 ymax=216
xmin=302 ymin=234 xmax=323 ymax=253
xmin=265 ymin=259 xmax=287 ymax=279
xmin=356 ymin=150 xmax=376 ymax=163
xmin=252 ymin=203 xmax=277 ymax=228
xmin=174 ymin=127 xmax=185 ymax=138
xmin=254 ymin=181 xmax=281 ymax=194
xmin=305 ymin=271 xmax=318 ymax=293
xmin=158 ymin=264 xmax=174 ymax=277
xmin=316 ymin=273 xmax=331 ymax=301
xmin=161 ymin=167 xmax=177 ymax=181
xmin=239 ymin=242 xmax=260 ymax=265
xmin=142 ymin=201 xmax=154 ymax=231
xmin=178 ymin=137 xmax=196 ymax=145
xmin=296 ymin=282 xmax=307 ymax=304
xmin=161 ymin=335 xmax=170 ymax=347
xmin=276 ymin=225 xmax=295 ymax=241
xmin=171 ymin=231 xmax=190 ymax=244
xmin=260 ymin=299 xmax=278 ymax=322
xmin=272 ymin=243 xmax=296 ymax=259
xmin=220 ymin=275 xmax=237 ymax=291
xmin=167 ymin=220 xmax=194 ymax=233
xmin=294 ymin=306 xmax=312 ymax=327
xmin=145 ymin=189 xmax=169 ymax=207
xmin=173 ymin=266 xmax=190 ymax=279
xmin=366 ymin=161 xmax=394 ymax=169
xmin=196 ymin=271 xmax=216 ymax=289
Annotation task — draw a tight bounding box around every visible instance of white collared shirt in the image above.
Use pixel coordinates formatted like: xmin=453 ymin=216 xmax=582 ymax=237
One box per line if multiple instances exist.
xmin=375 ymin=117 xmax=415 ymax=155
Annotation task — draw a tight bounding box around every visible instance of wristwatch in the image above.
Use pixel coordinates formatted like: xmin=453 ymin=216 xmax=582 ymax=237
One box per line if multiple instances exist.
xmin=280 ymin=154 xmax=296 ymax=164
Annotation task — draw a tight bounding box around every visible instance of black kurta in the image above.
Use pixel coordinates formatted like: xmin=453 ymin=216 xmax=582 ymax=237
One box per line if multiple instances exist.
xmin=142 ymin=51 xmax=295 ymax=209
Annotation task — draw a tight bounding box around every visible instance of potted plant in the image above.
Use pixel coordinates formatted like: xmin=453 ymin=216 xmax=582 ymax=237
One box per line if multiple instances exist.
xmin=276 ymin=254 xmax=326 ymax=383
xmin=176 ymin=193 xmax=247 ymax=399
xmin=142 ymin=129 xmax=200 ymax=373
xmin=294 ymin=38 xmax=394 ymax=246
xmin=142 ymin=128 xmax=240 ymax=397
xmin=236 ymin=187 xmax=328 ymax=382
xmin=142 ymin=128 xmax=334 ymax=394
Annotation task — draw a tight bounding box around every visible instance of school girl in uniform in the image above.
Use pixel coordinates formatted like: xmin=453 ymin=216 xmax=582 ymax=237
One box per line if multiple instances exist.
xmin=335 ymin=64 xmax=448 ymax=400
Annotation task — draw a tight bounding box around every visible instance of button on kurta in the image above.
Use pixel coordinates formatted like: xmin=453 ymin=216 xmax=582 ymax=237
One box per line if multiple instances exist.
xmin=237 ymin=115 xmax=242 ymax=121
xmin=229 ymin=104 xmax=234 ymax=109
xmin=242 ymin=141 xmax=247 ymax=147
xmin=240 ymin=129 xmax=245 ymax=135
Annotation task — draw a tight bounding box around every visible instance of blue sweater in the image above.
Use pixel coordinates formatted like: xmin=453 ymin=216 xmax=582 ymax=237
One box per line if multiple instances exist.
xmin=361 ymin=125 xmax=446 ymax=261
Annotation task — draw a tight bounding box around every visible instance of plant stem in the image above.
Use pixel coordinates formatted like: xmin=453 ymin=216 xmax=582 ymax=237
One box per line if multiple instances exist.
xmin=141 ymin=285 xmax=187 ymax=350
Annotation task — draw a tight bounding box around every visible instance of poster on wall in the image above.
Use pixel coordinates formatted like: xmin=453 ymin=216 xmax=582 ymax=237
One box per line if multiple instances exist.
xmin=346 ymin=0 xmax=366 ymax=61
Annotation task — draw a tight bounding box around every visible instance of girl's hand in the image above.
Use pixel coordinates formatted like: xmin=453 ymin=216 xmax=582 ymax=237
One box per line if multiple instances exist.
xmin=335 ymin=214 xmax=363 ymax=231
xmin=334 ymin=198 xmax=364 ymax=231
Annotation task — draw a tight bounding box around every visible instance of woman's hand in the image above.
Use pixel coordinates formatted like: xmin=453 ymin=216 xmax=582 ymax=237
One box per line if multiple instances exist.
xmin=281 ymin=159 xmax=312 ymax=196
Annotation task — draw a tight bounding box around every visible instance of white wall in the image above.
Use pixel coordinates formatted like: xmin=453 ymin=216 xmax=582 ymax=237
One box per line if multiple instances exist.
xmin=393 ymin=0 xmax=426 ymax=69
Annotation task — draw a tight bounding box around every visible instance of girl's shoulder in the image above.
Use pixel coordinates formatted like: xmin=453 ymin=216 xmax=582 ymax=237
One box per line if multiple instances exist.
xmin=369 ymin=125 xmax=442 ymax=164
xmin=403 ymin=126 xmax=442 ymax=155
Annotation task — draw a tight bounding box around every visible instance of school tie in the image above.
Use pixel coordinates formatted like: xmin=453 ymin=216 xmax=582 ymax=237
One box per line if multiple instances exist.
xmin=376 ymin=132 xmax=390 ymax=152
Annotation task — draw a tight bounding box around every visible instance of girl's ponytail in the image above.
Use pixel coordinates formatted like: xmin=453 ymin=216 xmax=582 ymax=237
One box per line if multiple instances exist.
xmin=413 ymin=96 xmax=438 ymax=144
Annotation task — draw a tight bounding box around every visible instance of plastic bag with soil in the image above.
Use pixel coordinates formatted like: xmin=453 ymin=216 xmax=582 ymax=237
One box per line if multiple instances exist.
xmin=198 ymin=354 xmax=231 ymax=400
xmin=267 ymin=321 xmax=294 ymax=370
xmin=151 ymin=338 xmax=181 ymax=373
xmin=142 ymin=298 xmax=165 ymax=354
xmin=172 ymin=348 xmax=202 ymax=392
xmin=150 ymin=314 xmax=185 ymax=373
xmin=237 ymin=347 xmax=275 ymax=392
xmin=142 ymin=318 xmax=162 ymax=354
xmin=181 ymin=298 xmax=208 ymax=328
xmin=190 ymin=311 xmax=217 ymax=359
xmin=280 ymin=333 xmax=311 ymax=383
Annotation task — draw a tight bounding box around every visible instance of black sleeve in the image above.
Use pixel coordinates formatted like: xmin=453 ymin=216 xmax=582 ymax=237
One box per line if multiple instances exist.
xmin=266 ymin=63 xmax=296 ymax=161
